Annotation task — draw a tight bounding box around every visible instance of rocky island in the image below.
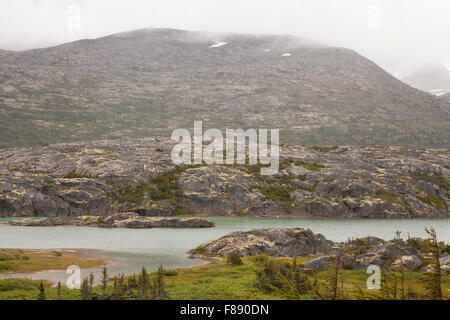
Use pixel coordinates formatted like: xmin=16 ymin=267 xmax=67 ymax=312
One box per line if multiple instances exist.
xmin=6 ymin=212 xmax=214 ymax=229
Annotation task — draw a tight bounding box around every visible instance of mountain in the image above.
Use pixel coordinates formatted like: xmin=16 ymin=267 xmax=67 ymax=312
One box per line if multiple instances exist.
xmin=0 ymin=28 xmax=448 ymax=148
xmin=402 ymin=64 xmax=450 ymax=96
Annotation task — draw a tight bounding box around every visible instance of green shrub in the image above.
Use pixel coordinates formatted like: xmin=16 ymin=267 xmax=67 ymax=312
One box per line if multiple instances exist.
xmin=410 ymin=169 xmax=450 ymax=191
xmin=0 ymin=253 xmax=12 ymax=261
xmin=255 ymin=258 xmax=312 ymax=297
xmin=250 ymin=185 xmax=293 ymax=203
xmin=342 ymin=261 xmax=354 ymax=270
xmin=251 ymin=254 xmax=270 ymax=266
xmin=163 ymin=270 xmax=178 ymax=277
xmin=0 ymin=262 xmax=13 ymax=271
xmin=227 ymin=253 xmax=243 ymax=266
xmin=173 ymin=207 xmax=191 ymax=216
xmin=370 ymin=189 xmax=401 ymax=204
xmin=63 ymin=171 xmax=97 ymax=179
xmin=0 ymin=278 xmax=40 ymax=291
xmin=115 ymin=184 xmax=148 ymax=204
xmin=192 ymin=247 xmax=207 ymax=255
xmin=279 ymin=158 xmax=324 ymax=171
xmin=149 ymin=171 xmax=180 ymax=201
xmin=302 ymin=163 xmax=325 ymax=171
xmin=417 ymin=193 xmax=447 ymax=210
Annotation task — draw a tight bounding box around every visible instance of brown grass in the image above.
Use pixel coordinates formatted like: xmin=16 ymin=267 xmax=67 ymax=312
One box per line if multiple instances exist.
xmin=0 ymin=248 xmax=104 ymax=274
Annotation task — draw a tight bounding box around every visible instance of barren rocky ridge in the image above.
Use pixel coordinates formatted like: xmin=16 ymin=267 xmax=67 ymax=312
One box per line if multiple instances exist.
xmin=0 ymin=137 xmax=448 ymax=218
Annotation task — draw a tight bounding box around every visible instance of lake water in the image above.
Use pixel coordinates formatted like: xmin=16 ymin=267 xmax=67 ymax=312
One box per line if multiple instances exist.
xmin=1 ymin=217 xmax=449 ymax=283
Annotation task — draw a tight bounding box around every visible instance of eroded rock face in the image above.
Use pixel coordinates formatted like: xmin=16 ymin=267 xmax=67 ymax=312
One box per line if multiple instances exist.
xmin=189 ymin=228 xmax=334 ymax=257
xmin=0 ymin=138 xmax=448 ymax=218
xmin=178 ymin=166 xmax=262 ymax=216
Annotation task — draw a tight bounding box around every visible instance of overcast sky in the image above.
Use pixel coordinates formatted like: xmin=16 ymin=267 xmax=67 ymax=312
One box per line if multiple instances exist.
xmin=1 ymin=0 xmax=449 ymax=75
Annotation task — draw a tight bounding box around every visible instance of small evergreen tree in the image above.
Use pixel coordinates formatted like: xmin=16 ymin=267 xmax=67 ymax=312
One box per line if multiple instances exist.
xmin=138 ymin=267 xmax=150 ymax=299
xmin=37 ymin=281 xmax=46 ymax=300
xmin=422 ymin=227 xmax=443 ymax=300
xmin=100 ymin=266 xmax=109 ymax=299
xmin=327 ymin=256 xmax=341 ymax=300
xmin=88 ymin=272 xmax=94 ymax=297
xmin=57 ymin=281 xmax=62 ymax=300
xmin=398 ymin=258 xmax=405 ymax=300
xmin=314 ymin=256 xmax=343 ymax=300
xmin=127 ymin=273 xmax=138 ymax=297
xmin=112 ymin=274 xmax=126 ymax=300
xmin=153 ymin=265 xmax=169 ymax=300
xmin=80 ymin=278 xmax=90 ymax=300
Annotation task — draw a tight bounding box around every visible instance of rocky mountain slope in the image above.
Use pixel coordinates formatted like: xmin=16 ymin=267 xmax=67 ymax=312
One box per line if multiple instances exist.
xmin=0 ymin=28 xmax=449 ymax=148
xmin=0 ymin=138 xmax=448 ymax=218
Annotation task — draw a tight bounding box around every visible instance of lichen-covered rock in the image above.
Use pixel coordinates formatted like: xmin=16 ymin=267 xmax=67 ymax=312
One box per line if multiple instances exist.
xmin=423 ymin=255 xmax=450 ymax=275
xmin=190 ymin=229 xmax=428 ymax=272
xmin=353 ymin=243 xmax=423 ymax=270
xmin=392 ymin=255 xmax=423 ymax=271
xmin=189 ymin=228 xmax=334 ymax=257
xmin=7 ymin=213 xmax=215 ymax=229
xmin=0 ymin=138 xmax=448 ymax=218
xmin=302 ymin=256 xmax=339 ymax=270
xmin=178 ymin=166 xmax=261 ymax=216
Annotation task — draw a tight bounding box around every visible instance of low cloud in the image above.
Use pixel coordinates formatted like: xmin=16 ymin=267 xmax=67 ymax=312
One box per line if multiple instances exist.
xmin=0 ymin=0 xmax=449 ymax=74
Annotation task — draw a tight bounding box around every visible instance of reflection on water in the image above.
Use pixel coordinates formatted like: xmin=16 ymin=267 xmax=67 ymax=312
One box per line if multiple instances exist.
xmin=0 ymin=217 xmax=449 ymax=284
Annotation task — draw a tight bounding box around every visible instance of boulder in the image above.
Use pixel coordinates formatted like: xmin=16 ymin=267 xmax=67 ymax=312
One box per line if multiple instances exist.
xmin=189 ymin=228 xmax=334 ymax=257
xmin=353 ymin=243 xmax=423 ymax=270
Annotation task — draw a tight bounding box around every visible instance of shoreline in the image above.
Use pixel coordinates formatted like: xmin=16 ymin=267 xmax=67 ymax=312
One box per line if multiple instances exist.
xmin=2 ymin=217 xmax=450 ymax=285
xmin=2 ymin=215 xmax=450 ymax=223
xmin=0 ymin=247 xmax=207 ymax=286
xmin=0 ymin=248 xmax=110 ymax=282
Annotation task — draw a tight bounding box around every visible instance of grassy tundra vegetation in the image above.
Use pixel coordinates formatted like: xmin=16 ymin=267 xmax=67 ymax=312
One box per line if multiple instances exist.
xmin=0 ymin=256 xmax=449 ymax=300
xmin=0 ymin=229 xmax=449 ymax=300
xmin=0 ymin=249 xmax=103 ymax=274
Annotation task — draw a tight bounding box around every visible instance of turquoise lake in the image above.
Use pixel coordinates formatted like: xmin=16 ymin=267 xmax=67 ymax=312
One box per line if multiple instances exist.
xmin=0 ymin=217 xmax=449 ymax=283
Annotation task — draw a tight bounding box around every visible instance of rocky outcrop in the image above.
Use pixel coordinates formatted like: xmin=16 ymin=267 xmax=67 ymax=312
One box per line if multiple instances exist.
xmin=422 ymin=254 xmax=450 ymax=275
xmin=179 ymin=166 xmax=262 ymax=216
xmin=190 ymin=229 xmax=432 ymax=272
xmin=440 ymin=255 xmax=450 ymax=275
xmin=0 ymin=138 xmax=448 ymax=218
xmin=189 ymin=228 xmax=334 ymax=257
xmin=351 ymin=242 xmax=423 ymax=270
xmin=7 ymin=212 xmax=214 ymax=229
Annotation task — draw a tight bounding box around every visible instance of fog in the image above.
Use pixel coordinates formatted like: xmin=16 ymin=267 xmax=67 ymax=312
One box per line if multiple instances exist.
xmin=1 ymin=0 xmax=449 ymax=75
